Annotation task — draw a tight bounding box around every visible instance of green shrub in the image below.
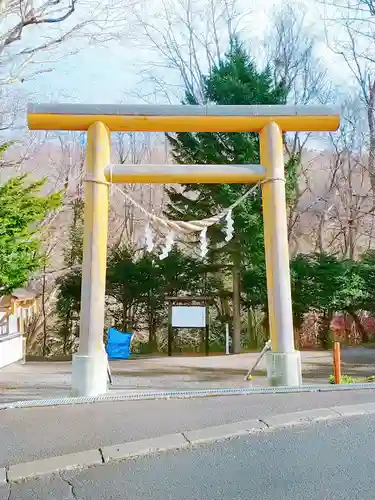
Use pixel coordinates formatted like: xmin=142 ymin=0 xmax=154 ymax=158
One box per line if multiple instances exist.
xmin=329 ymin=374 xmax=375 ymax=384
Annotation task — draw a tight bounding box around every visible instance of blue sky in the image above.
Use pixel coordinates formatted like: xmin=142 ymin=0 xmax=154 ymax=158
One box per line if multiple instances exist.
xmin=16 ymin=0 xmax=350 ymax=106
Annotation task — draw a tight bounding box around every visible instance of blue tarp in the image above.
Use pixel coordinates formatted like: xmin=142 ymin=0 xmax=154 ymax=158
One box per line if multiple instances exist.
xmin=106 ymin=328 xmax=133 ymax=360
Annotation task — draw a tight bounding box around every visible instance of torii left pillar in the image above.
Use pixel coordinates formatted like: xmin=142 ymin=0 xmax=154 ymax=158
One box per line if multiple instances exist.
xmin=71 ymin=121 xmax=110 ymax=397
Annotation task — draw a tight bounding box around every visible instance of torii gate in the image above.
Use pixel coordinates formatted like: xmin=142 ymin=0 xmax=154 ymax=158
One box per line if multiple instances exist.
xmin=28 ymin=103 xmax=340 ymax=396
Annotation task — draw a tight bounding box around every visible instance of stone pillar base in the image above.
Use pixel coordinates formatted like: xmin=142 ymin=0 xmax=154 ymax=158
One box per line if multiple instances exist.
xmin=266 ymin=351 xmax=302 ymax=387
xmin=71 ymin=352 xmax=108 ymax=397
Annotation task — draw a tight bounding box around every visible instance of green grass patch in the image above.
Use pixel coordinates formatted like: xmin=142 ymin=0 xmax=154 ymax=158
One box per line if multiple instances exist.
xmin=328 ymin=374 xmax=375 ymax=384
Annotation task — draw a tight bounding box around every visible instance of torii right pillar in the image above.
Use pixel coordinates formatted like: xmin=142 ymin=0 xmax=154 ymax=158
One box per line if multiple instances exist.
xmin=260 ymin=122 xmax=302 ymax=386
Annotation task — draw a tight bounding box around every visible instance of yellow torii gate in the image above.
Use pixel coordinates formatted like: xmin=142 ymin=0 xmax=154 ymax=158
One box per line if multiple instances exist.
xmin=28 ymin=103 xmax=340 ymax=397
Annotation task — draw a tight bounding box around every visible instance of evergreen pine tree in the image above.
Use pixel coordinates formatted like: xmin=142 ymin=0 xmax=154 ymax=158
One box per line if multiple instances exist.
xmin=165 ymin=38 xmax=293 ymax=352
xmin=0 ymin=170 xmax=61 ymax=293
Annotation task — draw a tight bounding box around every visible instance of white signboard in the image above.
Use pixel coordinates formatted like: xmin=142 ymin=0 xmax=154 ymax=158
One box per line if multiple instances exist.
xmin=171 ymin=306 xmax=206 ymax=328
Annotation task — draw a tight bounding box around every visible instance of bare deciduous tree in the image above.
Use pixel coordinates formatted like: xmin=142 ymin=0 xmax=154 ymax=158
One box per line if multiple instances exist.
xmin=322 ymin=0 xmax=375 ymax=198
xmin=130 ymin=0 xmax=249 ymax=103
xmin=0 ymin=0 xmax=143 ymax=85
xmin=0 ymin=0 xmax=143 ymax=148
xmin=360 ymin=0 xmax=375 ymax=14
xmin=109 ymin=132 xmax=167 ymax=248
xmin=294 ymin=96 xmax=374 ymax=258
xmin=267 ymin=4 xmax=332 ymax=106
xmin=266 ymin=4 xmax=335 ymax=255
xmin=323 ymin=0 xmax=375 ymax=15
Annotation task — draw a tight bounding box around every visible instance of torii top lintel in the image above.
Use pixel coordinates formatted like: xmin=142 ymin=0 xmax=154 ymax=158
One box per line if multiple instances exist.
xmin=27 ymin=103 xmax=340 ymax=133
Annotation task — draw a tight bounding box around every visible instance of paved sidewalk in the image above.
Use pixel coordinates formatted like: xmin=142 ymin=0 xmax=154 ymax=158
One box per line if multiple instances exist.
xmin=1 ymin=348 xmax=375 ymax=403
xmin=1 ymin=389 xmax=375 ymax=468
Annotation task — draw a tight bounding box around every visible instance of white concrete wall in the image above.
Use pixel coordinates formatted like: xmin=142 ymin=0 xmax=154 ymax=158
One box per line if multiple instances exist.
xmin=0 ymin=313 xmax=21 ymax=336
xmin=0 ymin=304 xmax=34 ymax=368
xmin=0 ymin=334 xmax=23 ymax=369
xmin=8 ymin=315 xmax=18 ymax=334
xmin=0 ymin=312 xmax=7 ymax=336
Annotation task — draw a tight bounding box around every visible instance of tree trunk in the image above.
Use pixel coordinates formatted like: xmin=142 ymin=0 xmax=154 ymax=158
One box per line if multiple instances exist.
xmin=148 ymin=319 xmax=157 ymax=350
xmin=262 ymin=308 xmax=270 ymax=340
xmin=247 ymin=308 xmax=255 ymax=349
xmin=148 ymin=297 xmax=158 ymax=352
xmin=122 ymin=301 xmax=128 ymax=332
xmin=63 ymin=312 xmax=72 ymax=355
xmin=293 ymin=314 xmax=304 ymax=350
xmin=219 ymin=296 xmax=231 ymax=322
xmin=232 ymin=263 xmax=241 ymax=354
xmin=247 ymin=307 xmax=262 ymax=349
xmin=318 ymin=311 xmax=333 ymax=349
xmin=346 ymin=309 xmax=369 ymax=343
xmin=41 ymin=266 xmax=48 ymax=357
xmin=367 ymin=79 xmax=375 ymax=200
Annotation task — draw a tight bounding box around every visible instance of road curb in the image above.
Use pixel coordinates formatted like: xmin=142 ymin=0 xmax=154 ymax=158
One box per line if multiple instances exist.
xmin=183 ymin=419 xmax=267 ymax=444
xmin=260 ymin=408 xmax=341 ymax=428
xmin=1 ymin=383 xmax=375 ymax=411
xmin=101 ymin=433 xmax=189 ymax=462
xmin=7 ymin=449 xmax=103 ymax=482
xmin=330 ymin=402 xmax=375 ymax=416
xmin=3 ymin=403 xmax=375 ymax=484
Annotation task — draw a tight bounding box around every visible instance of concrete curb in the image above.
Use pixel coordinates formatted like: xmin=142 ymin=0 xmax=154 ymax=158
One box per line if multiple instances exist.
xmin=330 ymin=402 xmax=375 ymax=416
xmin=2 ymin=383 xmax=375 ymax=411
xmin=7 ymin=449 xmax=102 ymax=483
xmin=101 ymin=433 xmax=189 ymax=462
xmin=260 ymin=408 xmax=341 ymax=428
xmin=3 ymin=402 xmax=375 ymax=484
xmin=183 ymin=419 xmax=267 ymax=444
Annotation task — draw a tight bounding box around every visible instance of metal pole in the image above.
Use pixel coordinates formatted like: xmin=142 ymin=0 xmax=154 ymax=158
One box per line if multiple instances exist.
xmin=225 ymin=323 xmax=230 ymax=355
xmin=205 ymin=305 xmax=209 ymax=356
xmin=232 ymin=263 xmax=241 ymax=354
xmin=71 ymin=121 xmax=111 ymax=397
xmin=260 ymin=122 xmax=301 ymax=387
xmin=244 ymin=339 xmax=271 ymax=381
xmin=21 ymin=335 xmax=26 ymax=365
xmin=333 ymin=341 xmax=341 ymax=384
xmin=168 ymin=302 xmax=172 ymax=357
xmin=107 ymin=363 xmax=113 ymax=385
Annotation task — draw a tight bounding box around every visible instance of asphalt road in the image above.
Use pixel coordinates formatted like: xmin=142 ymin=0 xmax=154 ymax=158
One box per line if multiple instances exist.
xmin=2 ymin=414 xmax=375 ymax=500
xmin=2 ymin=390 xmax=375 ymax=467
